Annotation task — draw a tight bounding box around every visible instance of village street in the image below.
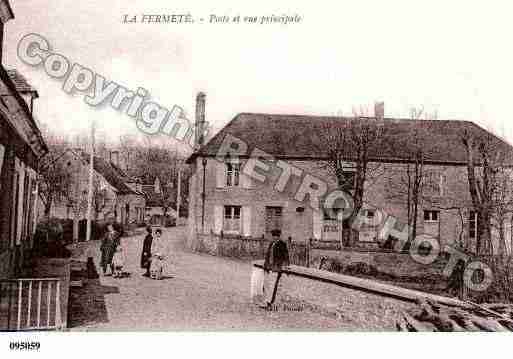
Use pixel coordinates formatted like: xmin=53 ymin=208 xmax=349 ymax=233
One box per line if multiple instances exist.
xmin=68 ymin=226 xmax=353 ymax=331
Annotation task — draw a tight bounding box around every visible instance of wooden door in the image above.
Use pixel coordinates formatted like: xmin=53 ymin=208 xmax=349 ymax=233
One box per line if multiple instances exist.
xmin=265 ymin=206 xmax=283 ymax=236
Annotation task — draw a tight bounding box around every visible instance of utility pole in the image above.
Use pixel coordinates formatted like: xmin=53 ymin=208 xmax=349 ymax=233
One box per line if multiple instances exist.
xmin=176 ymin=160 xmax=182 ymax=223
xmin=85 ymin=120 xmax=95 ymax=242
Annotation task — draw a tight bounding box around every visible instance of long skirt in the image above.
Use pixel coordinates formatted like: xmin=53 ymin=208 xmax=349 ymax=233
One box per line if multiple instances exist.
xmin=100 ymin=245 xmax=115 ymax=270
xmin=140 ymin=251 xmax=151 ymax=269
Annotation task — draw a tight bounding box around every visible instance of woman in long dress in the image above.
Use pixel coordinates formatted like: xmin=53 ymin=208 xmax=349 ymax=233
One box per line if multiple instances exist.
xmin=149 ymin=228 xmax=166 ymax=280
xmin=100 ymin=224 xmax=120 ymax=275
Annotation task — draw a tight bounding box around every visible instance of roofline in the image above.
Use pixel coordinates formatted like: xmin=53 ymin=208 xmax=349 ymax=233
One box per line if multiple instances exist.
xmin=77 ymin=149 xmax=141 ymax=195
xmin=0 ymin=65 xmax=47 ymax=155
xmin=186 ymin=111 xmax=513 ymax=165
xmin=466 ymin=121 xmax=513 ymax=150
xmin=232 ymin=111 xmax=473 ymax=123
xmin=185 ymin=112 xmax=245 ymax=163
xmin=187 ymin=153 xmax=513 ymax=168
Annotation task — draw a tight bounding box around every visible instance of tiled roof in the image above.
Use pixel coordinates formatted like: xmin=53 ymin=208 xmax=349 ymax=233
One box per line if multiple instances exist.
xmin=0 ymin=66 xmax=47 ymax=155
xmin=188 ymin=113 xmax=513 ymax=165
xmin=144 ymin=191 xmax=164 ymax=207
xmin=110 ymin=162 xmax=139 ymax=183
xmin=78 ymin=151 xmax=137 ymax=195
xmin=142 ymin=183 xmax=178 ymax=208
xmin=5 ymin=69 xmax=38 ymax=95
xmin=141 ymin=185 xmax=155 ymax=193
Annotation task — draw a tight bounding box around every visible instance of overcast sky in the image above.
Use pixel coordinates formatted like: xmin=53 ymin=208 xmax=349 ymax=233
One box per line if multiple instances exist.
xmin=4 ymin=0 xmax=513 ymax=153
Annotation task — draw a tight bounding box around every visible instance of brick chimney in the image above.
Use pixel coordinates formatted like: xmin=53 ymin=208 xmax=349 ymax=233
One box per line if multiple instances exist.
xmin=195 ymin=92 xmax=206 ymax=150
xmin=374 ymin=101 xmax=384 ymax=120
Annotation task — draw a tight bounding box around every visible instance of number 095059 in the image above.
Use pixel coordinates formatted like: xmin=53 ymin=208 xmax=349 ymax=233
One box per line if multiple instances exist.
xmin=9 ymin=342 xmax=40 ymax=351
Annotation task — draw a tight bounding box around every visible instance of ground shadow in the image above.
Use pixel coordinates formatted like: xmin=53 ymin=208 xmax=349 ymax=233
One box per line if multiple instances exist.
xmin=154 ymin=275 xmax=174 ymax=280
xmin=67 ymin=261 xmax=119 ymax=328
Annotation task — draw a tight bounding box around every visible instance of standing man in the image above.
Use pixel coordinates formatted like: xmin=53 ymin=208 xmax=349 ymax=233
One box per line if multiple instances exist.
xmin=261 ymin=229 xmax=290 ymax=309
xmin=140 ymin=226 xmax=153 ymax=277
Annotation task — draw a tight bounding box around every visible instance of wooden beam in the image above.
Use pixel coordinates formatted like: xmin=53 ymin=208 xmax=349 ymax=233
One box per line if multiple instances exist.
xmin=253 ymin=261 xmax=471 ymax=308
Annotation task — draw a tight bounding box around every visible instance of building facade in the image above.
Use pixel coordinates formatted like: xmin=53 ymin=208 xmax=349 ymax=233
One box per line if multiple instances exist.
xmin=46 ymin=150 xmax=146 ymax=238
xmin=187 ymin=99 xmax=513 ymax=255
xmin=0 ymin=67 xmax=47 ymax=278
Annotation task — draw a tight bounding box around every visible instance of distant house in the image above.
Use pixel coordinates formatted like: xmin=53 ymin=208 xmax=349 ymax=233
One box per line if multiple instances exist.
xmin=46 ymin=149 xmax=146 ymax=239
xmin=186 ymin=95 xmax=513 ymax=254
xmin=142 ymin=176 xmax=177 ymax=225
xmin=0 ymin=2 xmax=48 ymax=278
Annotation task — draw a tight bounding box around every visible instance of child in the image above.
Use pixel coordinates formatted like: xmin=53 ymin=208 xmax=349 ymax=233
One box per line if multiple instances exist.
xmin=111 ymin=246 xmax=125 ymax=278
xmin=150 ymin=253 xmax=165 ymax=280
xmin=149 ymin=228 xmax=166 ymax=280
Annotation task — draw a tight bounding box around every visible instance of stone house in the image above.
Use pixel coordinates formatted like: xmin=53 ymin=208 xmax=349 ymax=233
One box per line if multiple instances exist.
xmin=186 ymin=96 xmax=513 ymax=254
xmin=141 ymin=175 xmax=180 ymax=225
xmin=46 ymin=149 xmax=146 ymax=238
xmin=0 ymin=1 xmax=47 ymax=277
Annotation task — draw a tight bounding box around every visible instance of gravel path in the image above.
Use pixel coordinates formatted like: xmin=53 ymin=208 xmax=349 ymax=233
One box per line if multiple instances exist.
xmin=69 ymin=227 xmax=406 ymax=331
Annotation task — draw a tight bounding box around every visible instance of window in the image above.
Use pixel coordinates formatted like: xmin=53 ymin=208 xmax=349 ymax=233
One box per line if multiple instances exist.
xmin=365 ymin=209 xmax=375 ymax=219
xmin=226 ymin=162 xmax=240 ymax=187
xmin=424 ymin=210 xmax=439 ymax=222
xmin=469 ymin=211 xmax=478 ymax=239
xmin=223 ymin=205 xmax=241 ymax=232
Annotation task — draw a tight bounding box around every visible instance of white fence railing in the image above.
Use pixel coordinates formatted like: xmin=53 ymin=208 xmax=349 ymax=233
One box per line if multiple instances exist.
xmin=0 ymin=278 xmax=63 ymax=331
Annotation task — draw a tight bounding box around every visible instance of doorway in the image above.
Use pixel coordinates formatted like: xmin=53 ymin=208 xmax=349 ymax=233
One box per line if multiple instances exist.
xmin=265 ymin=206 xmax=283 ymax=236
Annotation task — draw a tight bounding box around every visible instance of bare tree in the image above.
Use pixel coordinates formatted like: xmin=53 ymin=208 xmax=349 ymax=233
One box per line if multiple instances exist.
xmin=38 ymin=127 xmax=73 ymax=218
xmin=320 ymin=107 xmax=387 ymax=245
xmin=460 ymin=129 xmax=504 ymax=255
xmin=119 ymin=134 xmax=137 ymax=172
xmin=385 ymin=107 xmax=434 ymax=241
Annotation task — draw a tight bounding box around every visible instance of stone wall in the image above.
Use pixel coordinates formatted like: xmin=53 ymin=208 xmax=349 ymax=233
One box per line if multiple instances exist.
xmin=196 ymin=232 xmax=307 ymax=265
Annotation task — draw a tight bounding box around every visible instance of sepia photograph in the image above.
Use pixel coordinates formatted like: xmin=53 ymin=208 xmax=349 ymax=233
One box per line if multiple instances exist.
xmin=0 ymin=0 xmax=512 ymax=357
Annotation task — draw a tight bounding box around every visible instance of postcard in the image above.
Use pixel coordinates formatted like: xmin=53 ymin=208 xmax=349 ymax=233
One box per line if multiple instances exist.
xmin=0 ymin=0 xmax=512 ymax=357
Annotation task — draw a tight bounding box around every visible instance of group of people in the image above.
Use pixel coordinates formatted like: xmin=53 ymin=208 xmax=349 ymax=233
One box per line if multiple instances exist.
xmin=99 ymin=224 xmax=168 ymax=280
xmin=99 ymin=223 xmax=290 ymax=306
xmin=140 ymin=226 xmax=167 ymax=280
